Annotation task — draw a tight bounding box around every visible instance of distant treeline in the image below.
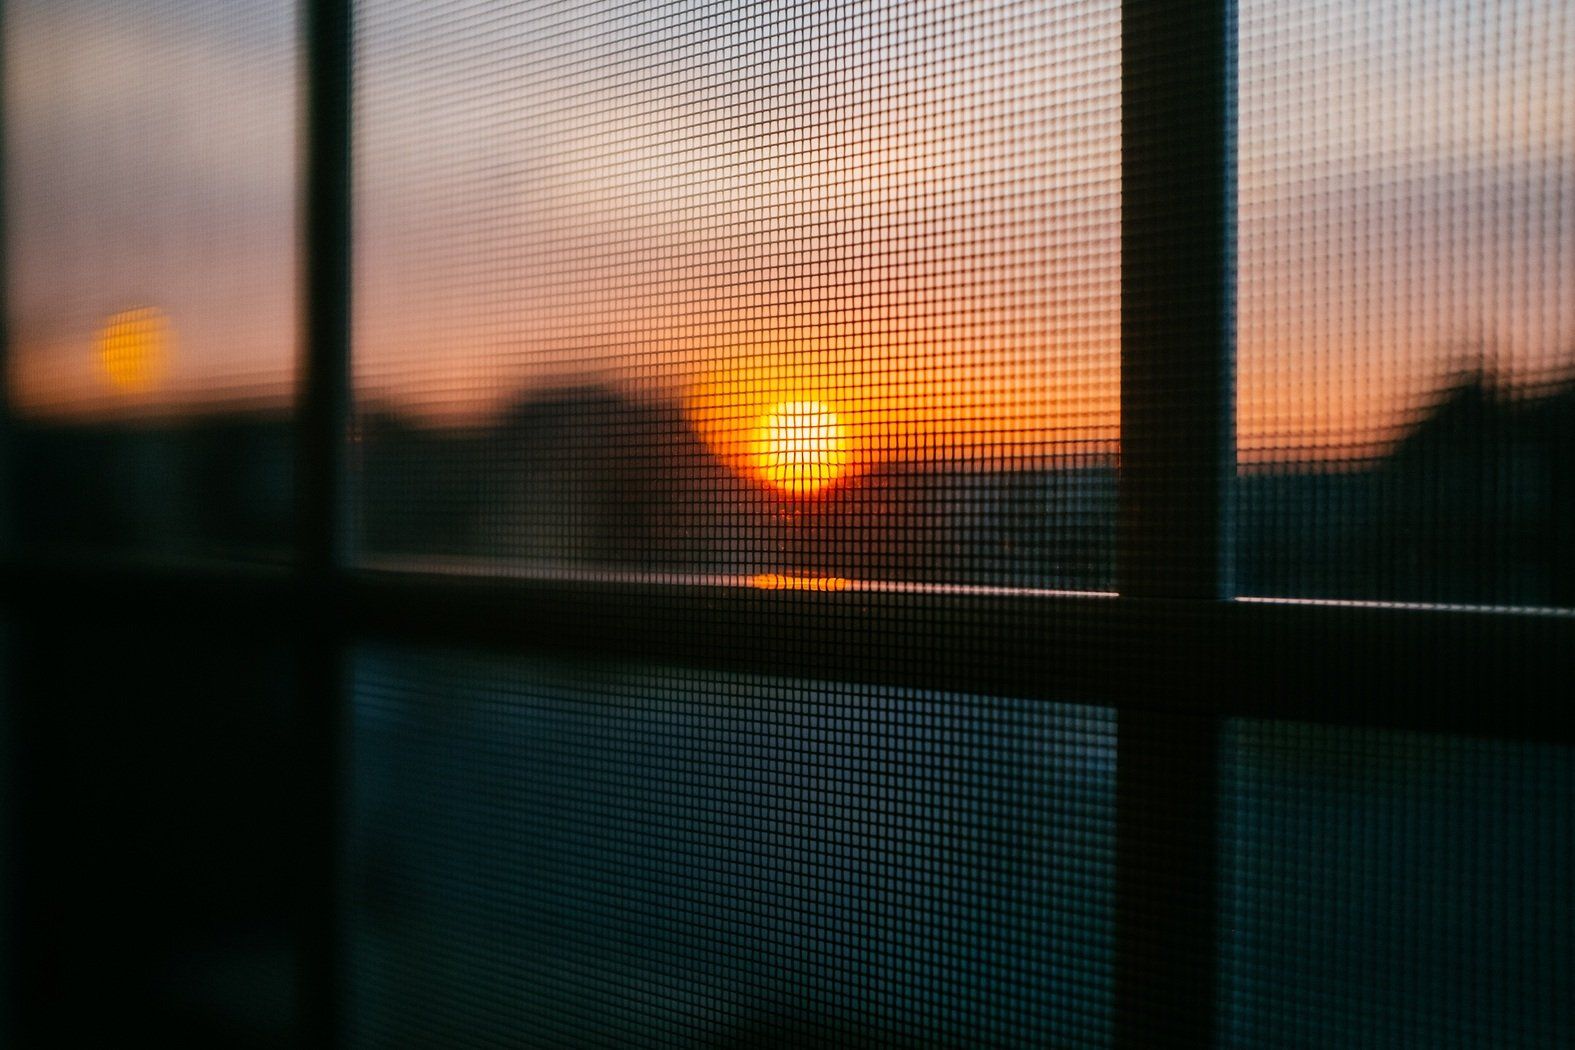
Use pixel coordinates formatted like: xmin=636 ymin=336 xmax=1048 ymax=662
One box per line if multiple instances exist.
xmin=14 ymin=374 xmax=1574 ymax=604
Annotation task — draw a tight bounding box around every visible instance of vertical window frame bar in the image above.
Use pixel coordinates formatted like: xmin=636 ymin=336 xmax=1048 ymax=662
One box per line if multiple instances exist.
xmin=1116 ymin=0 xmax=1234 ymax=1046
xmin=0 ymin=0 xmax=10 ymax=555
xmin=0 ymin=4 xmax=14 ymax=1044
xmin=298 ymin=0 xmax=353 ymax=1045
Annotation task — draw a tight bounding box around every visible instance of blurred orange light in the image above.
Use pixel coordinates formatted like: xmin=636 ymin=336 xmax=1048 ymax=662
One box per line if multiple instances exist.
xmin=686 ymin=347 xmax=888 ymax=498
xmin=96 ymin=306 xmax=170 ymax=392
xmin=759 ymin=400 xmax=848 ymax=495
xmin=748 ymin=573 xmax=852 ymax=591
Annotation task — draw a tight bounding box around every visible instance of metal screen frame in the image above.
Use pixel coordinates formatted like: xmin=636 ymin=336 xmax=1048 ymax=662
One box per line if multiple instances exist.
xmin=2 ymin=0 xmax=1571 ymax=1047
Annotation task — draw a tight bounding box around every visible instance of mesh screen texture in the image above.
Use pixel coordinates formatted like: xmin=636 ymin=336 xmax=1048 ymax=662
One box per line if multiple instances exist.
xmin=1235 ymin=0 xmax=1575 ymax=606
xmin=3 ymin=0 xmax=297 ymax=558
xmin=348 ymin=650 xmax=1117 ymax=1048
xmin=1218 ymin=720 xmax=1573 ymax=1048
xmin=352 ymin=0 xmax=1120 ymax=590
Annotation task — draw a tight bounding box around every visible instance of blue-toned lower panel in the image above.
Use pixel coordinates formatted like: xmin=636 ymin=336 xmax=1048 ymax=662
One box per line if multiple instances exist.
xmin=348 ymin=650 xmax=1116 ymax=1048
xmin=1218 ymin=720 xmax=1573 ymax=1049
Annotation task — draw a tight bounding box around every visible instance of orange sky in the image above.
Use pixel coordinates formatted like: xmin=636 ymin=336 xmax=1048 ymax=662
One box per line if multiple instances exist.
xmin=6 ymin=0 xmax=1571 ymax=468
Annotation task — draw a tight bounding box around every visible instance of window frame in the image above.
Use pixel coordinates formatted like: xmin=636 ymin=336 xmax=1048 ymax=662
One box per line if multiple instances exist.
xmin=1 ymin=0 xmax=1570 ymax=1047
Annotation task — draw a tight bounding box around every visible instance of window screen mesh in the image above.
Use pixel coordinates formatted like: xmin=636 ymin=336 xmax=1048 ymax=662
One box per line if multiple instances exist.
xmin=1218 ymin=720 xmax=1573 ymax=1048
xmin=352 ymin=0 xmax=1120 ymax=590
xmin=1235 ymin=0 xmax=1575 ymax=605
xmin=348 ymin=650 xmax=1117 ymax=1048
xmin=3 ymin=0 xmax=297 ymax=557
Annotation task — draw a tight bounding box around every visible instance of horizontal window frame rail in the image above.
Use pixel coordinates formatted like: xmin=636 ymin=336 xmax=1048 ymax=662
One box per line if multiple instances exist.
xmin=4 ymin=559 xmax=1569 ymax=743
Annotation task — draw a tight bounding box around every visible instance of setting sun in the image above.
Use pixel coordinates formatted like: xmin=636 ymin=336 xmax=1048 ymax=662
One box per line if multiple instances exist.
xmin=96 ymin=306 xmax=170 ymax=392
xmin=686 ymin=348 xmax=887 ymax=499
xmin=760 ymin=400 xmax=848 ymax=495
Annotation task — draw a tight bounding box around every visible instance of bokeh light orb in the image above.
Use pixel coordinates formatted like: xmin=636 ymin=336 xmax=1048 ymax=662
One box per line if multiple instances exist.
xmin=96 ymin=306 xmax=170 ymax=392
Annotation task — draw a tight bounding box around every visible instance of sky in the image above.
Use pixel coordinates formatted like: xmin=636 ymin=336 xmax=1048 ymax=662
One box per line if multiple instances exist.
xmin=4 ymin=0 xmax=1571 ymax=468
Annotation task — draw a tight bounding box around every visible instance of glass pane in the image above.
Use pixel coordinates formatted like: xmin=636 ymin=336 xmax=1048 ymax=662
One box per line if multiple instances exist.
xmin=1236 ymin=1 xmax=1575 ymax=605
xmin=348 ymin=649 xmax=1117 ymax=1046
xmin=1218 ymin=720 xmax=1573 ymax=1047
xmin=4 ymin=0 xmax=297 ymax=558
xmin=353 ymin=0 xmax=1120 ymax=590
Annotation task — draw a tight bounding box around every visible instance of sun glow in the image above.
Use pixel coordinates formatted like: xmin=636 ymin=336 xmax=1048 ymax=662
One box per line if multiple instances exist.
xmin=749 ymin=573 xmax=852 ymax=591
xmin=686 ymin=347 xmax=888 ymax=498
xmin=760 ymin=400 xmax=848 ymax=494
xmin=95 ymin=306 xmax=170 ymax=392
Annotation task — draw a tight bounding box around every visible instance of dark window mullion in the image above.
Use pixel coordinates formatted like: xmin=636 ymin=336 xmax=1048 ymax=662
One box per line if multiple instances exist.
xmin=0 ymin=6 xmax=14 ymax=1046
xmin=1116 ymin=0 xmax=1234 ymax=1046
xmin=0 ymin=0 xmax=12 ymax=550
xmin=298 ymin=0 xmax=353 ymax=1046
